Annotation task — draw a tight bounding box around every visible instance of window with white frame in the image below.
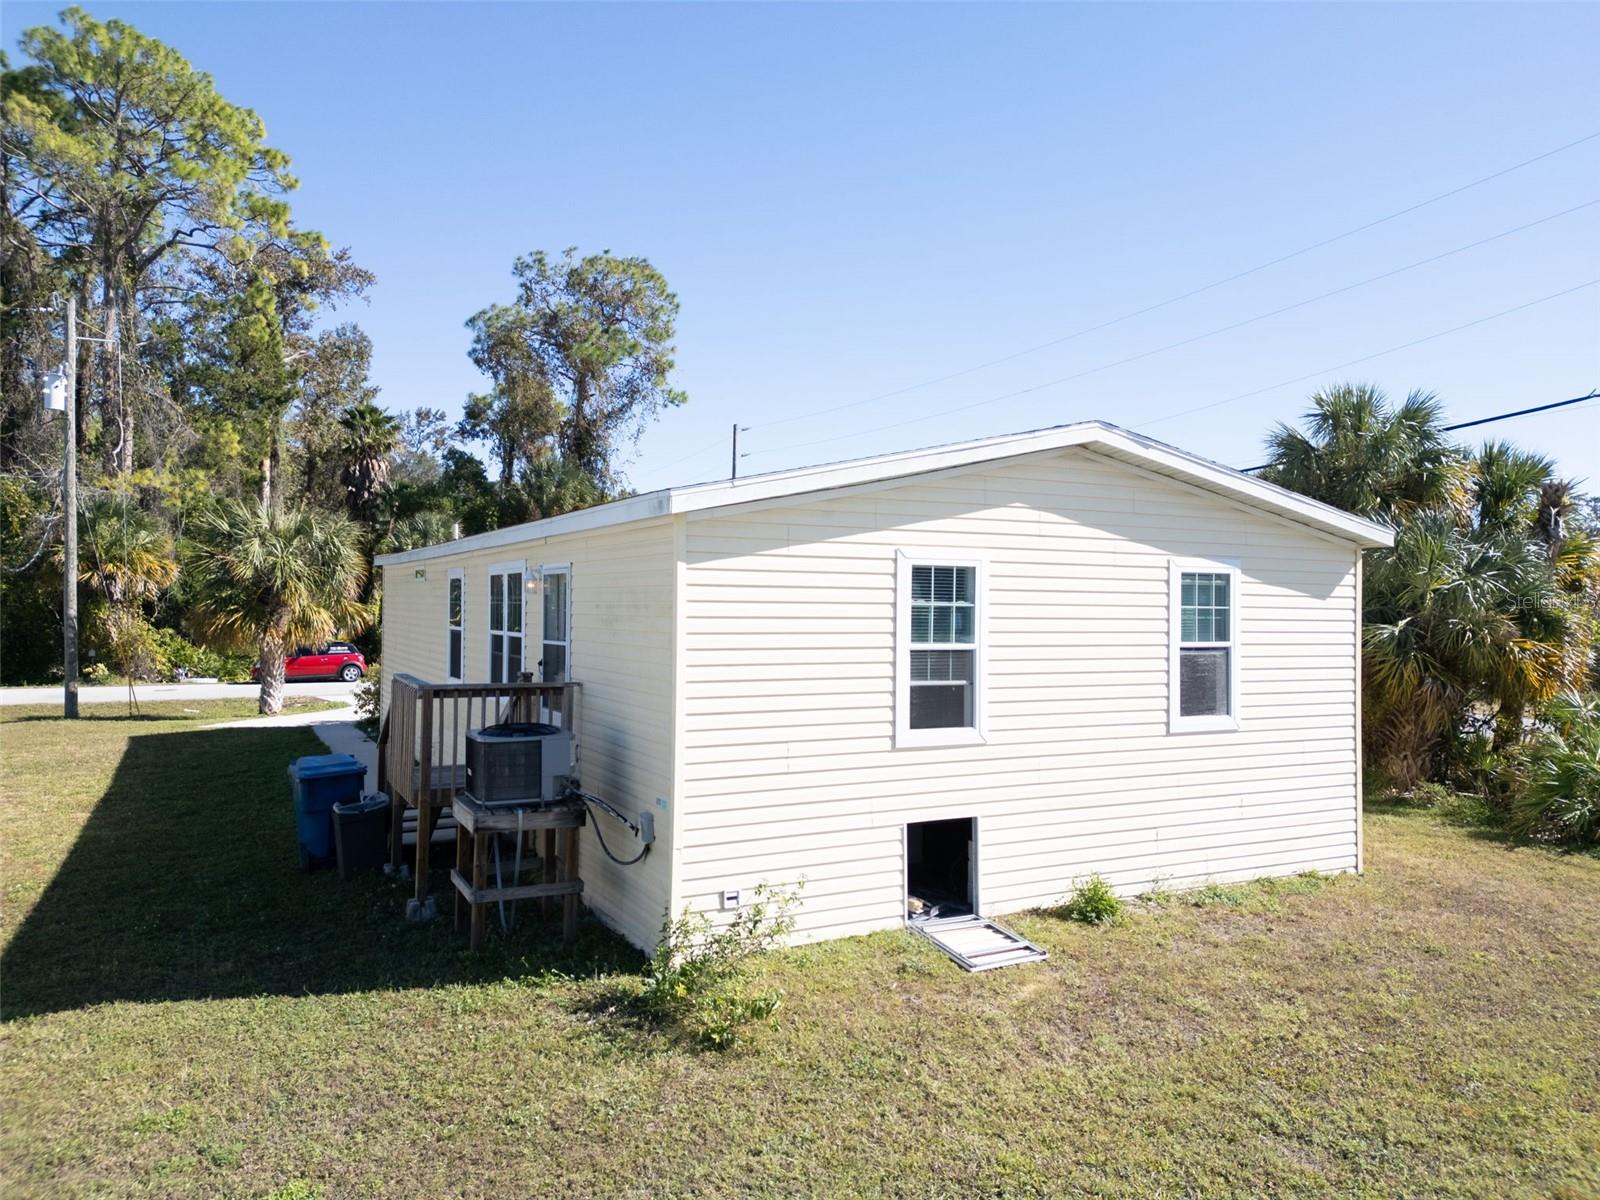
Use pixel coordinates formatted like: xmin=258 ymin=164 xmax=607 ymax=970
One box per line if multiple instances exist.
xmin=487 ymin=562 xmax=525 ymax=683
xmin=1170 ymin=561 xmax=1240 ymax=730
xmin=446 ymin=568 xmax=464 ymax=681
xmin=897 ymin=555 xmax=984 ymax=744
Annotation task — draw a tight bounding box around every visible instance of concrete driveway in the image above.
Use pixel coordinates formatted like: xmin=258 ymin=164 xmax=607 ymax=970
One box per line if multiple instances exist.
xmin=0 ymin=680 xmax=363 ymax=707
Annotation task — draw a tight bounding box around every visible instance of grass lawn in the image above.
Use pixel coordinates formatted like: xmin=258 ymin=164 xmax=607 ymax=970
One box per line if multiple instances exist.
xmin=2 ymin=706 xmax=1598 ymax=1199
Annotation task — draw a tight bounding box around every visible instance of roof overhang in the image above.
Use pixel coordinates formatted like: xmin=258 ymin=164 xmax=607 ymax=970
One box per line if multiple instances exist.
xmin=374 ymin=421 xmax=1394 ymax=568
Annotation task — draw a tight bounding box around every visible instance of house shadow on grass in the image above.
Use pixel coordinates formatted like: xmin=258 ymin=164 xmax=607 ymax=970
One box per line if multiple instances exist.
xmin=2 ymin=725 xmax=640 ymax=1019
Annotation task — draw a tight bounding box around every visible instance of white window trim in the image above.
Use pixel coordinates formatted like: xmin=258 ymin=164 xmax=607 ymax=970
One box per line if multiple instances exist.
xmin=1168 ymin=557 xmax=1242 ymax=734
xmin=445 ymin=567 xmax=465 ymax=682
xmin=486 ymin=559 xmax=528 ymax=683
xmin=894 ymin=550 xmax=988 ymax=749
xmin=538 ymin=562 xmax=572 ymax=682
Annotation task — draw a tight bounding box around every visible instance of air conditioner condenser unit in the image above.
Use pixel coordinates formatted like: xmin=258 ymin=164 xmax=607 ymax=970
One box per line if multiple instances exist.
xmin=463 ymin=722 xmax=573 ymax=807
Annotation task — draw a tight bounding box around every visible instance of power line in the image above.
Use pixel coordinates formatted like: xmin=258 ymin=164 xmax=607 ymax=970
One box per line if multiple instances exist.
xmin=1442 ymin=390 xmax=1599 ymax=432
xmin=652 ymin=432 xmax=732 ymax=475
xmin=753 ymin=128 xmax=1600 ymax=433
xmin=748 ymin=278 xmax=1600 ymax=462
xmin=746 ymin=201 xmax=1595 ymax=458
xmin=1133 ymin=278 xmax=1600 ymax=430
xmin=1236 ymin=390 xmax=1600 ymax=473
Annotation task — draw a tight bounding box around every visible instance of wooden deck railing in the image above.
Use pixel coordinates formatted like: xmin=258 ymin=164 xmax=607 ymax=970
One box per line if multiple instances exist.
xmin=378 ymin=673 xmax=581 ymax=904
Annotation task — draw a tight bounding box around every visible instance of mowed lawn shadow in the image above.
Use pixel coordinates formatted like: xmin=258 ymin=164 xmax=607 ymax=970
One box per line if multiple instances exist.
xmin=2 ymin=725 xmax=638 ymax=1019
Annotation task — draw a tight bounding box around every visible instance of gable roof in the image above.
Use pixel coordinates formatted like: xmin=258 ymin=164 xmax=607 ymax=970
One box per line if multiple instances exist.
xmin=374 ymin=420 xmax=1395 ymax=567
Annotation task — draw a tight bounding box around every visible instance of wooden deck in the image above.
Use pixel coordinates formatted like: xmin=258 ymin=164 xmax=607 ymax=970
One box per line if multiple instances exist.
xmin=377 ymin=674 xmax=581 ymax=906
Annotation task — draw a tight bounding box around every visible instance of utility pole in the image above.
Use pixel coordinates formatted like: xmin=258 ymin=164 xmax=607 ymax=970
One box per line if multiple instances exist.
xmin=731 ymin=423 xmax=749 ymax=479
xmin=62 ymin=295 xmax=79 ymax=719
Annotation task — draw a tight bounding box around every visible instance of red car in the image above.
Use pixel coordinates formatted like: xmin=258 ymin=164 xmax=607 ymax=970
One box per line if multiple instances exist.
xmin=253 ymin=641 xmax=367 ymax=683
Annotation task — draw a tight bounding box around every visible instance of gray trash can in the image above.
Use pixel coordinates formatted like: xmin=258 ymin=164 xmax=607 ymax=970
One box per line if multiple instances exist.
xmin=332 ymin=793 xmax=390 ymax=881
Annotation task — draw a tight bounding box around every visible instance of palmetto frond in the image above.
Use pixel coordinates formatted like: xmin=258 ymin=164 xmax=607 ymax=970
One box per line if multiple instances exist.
xmin=1472 ymin=439 xmax=1554 ymax=535
xmin=1261 ymin=383 xmax=1467 ymax=524
xmin=184 ymin=500 xmax=371 ymax=654
xmin=377 ymin=511 xmax=457 ymax=556
xmin=69 ymin=496 xmax=179 ymax=607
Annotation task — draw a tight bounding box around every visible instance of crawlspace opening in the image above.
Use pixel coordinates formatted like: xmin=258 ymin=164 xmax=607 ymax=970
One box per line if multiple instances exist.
xmin=906 ymin=817 xmax=974 ymax=921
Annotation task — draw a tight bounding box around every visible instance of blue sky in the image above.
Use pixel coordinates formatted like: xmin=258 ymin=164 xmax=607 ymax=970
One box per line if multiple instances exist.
xmin=7 ymin=2 xmax=1598 ymax=491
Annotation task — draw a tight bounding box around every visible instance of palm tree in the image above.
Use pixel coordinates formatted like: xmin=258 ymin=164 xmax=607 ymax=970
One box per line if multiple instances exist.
xmin=1261 ymin=384 xmax=1468 ymax=524
xmin=1263 ymin=385 xmax=1597 ymax=786
xmin=337 ymin=401 xmax=401 ymax=520
xmin=376 ymin=510 xmax=457 ymax=556
xmin=184 ymin=500 xmax=371 ymax=714
xmin=523 ymin=452 xmax=602 ymax=520
xmin=74 ymin=495 xmax=180 ymax=614
xmin=1471 ymin=440 xmax=1554 ymax=535
xmin=67 ymin=496 xmax=180 ymax=682
xmin=1533 ymin=480 xmax=1575 ymax=561
xmin=1362 ymin=511 xmax=1574 ymax=777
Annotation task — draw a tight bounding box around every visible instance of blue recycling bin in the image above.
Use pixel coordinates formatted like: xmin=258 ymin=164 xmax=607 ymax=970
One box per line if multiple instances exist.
xmin=288 ymin=753 xmax=366 ymax=869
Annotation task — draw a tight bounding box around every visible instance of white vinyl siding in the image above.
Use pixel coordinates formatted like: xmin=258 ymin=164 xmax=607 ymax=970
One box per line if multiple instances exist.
xmin=379 ymin=521 xmax=676 ymax=950
xmin=382 ymin=441 xmax=1367 ymax=954
xmin=677 ymin=445 xmax=1361 ymax=945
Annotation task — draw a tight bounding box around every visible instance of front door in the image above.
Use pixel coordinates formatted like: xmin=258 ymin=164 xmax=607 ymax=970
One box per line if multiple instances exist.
xmin=539 ymin=565 xmax=570 ymax=723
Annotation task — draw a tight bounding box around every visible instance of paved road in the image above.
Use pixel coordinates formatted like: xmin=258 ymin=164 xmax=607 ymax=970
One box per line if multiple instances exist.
xmin=0 ymin=680 xmax=362 ymax=707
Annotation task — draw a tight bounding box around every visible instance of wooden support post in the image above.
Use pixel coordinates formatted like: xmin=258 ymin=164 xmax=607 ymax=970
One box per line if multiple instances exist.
xmin=469 ymin=830 xmax=488 ymax=950
xmin=454 ymin=821 xmax=469 ymax=933
xmin=385 ymin=689 xmax=405 ymax=870
xmin=562 ymin=826 xmax=580 ymax=943
xmin=542 ymin=828 xmax=556 ymax=917
xmin=415 ymin=690 xmax=434 ymax=902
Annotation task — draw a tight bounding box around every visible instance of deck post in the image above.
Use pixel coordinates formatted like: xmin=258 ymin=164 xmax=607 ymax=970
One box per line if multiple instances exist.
xmin=541 ymin=828 xmax=555 ymax=916
xmin=469 ymin=829 xmax=488 ymax=949
xmin=415 ymin=684 xmax=434 ymax=902
xmin=386 ymin=678 xmax=409 ymax=870
xmin=454 ymin=822 xmax=469 ymax=932
xmin=562 ymin=826 xmax=580 ymax=942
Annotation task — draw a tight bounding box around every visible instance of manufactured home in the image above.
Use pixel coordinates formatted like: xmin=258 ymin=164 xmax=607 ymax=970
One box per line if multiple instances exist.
xmin=375 ymin=421 xmax=1393 ymax=954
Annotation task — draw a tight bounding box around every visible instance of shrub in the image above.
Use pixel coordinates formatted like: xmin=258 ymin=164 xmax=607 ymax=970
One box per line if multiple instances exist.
xmin=81 ymin=661 xmax=110 ymax=683
xmin=354 ymin=663 xmax=382 ymax=740
xmin=148 ymin=627 xmax=228 ymax=680
xmin=215 ymin=652 xmax=256 ymax=683
xmin=1391 ymin=781 xmax=1459 ymax=809
xmin=1061 ymin=875 xmax=1124 ymax=925
xmin=1510 ymin=693 xmax=1600 ymax=847
xmin=1437 ymin=710 xmax=1501 ymax=793
xmin=643 ymin=882 xmax=800 ymax=1048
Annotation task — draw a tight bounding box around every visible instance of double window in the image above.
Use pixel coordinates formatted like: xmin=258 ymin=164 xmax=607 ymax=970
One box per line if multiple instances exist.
xmin=1169 ymin=560 xmax=1240 ymax=732
xmin=896 ymin=554 xmax=984 ymax=747
xmin=487 ymin=561 xmax=525 ymax=684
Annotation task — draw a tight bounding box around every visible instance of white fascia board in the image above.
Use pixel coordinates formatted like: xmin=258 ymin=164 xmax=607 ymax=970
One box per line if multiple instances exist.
xmin=1085 ymin=426 xmax=1396 ymax=549
xmin=664 ymin=424 xmax=1103 ymax=513
xmin=374 ymin=420 xmax=1393 ymax=568
xmin=670 ymin=421 xmax=1394 ymax=548
xmin=373 ymin=492 xmax=672 ymax=567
